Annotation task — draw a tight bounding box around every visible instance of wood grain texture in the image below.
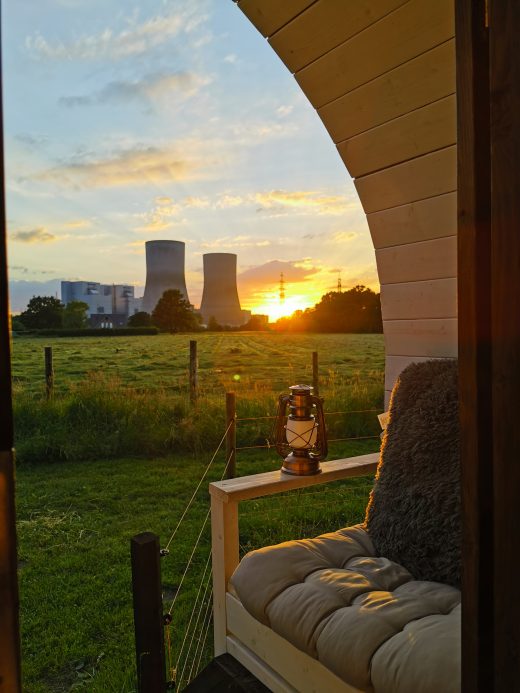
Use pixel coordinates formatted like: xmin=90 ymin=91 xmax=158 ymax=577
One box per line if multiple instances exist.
xmin=226 ymin=637 xmax=296 ymax=693
xmin=489 ymin=1 xmax=520 ymax=688
xmin=368 ymin=192 xmax=457 ymax=249
xmin=455 ymin=2 xmax=493 ymax=689
xmin=380 ymin=278 xmax=457 ymax=320
xmin=0 ymin=450 xmax=21 ymax=693
xmin=0 ymin=33 xmax=21 ymax=690
xmin=376 ymin=235 xmax=457 ymax=285
xmin=237 ymin=0 xmax=316 ymax=38
xmin=384 ymin=355 xmax=442 ymax=391
xmin=339 ymin=95 xmax=456 ymax=178
xmin=209 ymin=453 xmax=379 ymax=504
xmin=384 ymin=318 xmax=458 ymax=357
xmin=269 ymin=0 xmax=407 ymax=73
xmin=356 ymin=145 xmax=457 ymax=214
xmin=296 ymin=0 xmax=454 ymax=108
xmin=211 ymin=496 xmax=239 ymax=656
xmin=227 ymin=595 xmax=361 ymax=693
xmin=319 ymin=40 xmax=455 ymax=143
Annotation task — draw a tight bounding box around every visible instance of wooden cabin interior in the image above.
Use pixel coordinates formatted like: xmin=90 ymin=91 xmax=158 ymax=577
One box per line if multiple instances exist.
xmin=1 ymin=0 xmax=520 ymax=690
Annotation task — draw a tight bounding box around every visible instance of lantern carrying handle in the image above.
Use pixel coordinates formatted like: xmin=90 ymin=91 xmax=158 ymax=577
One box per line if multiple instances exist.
xmin=274 ymin=394 xmax=291 ymax=457
xmin=309 ymin=394 xmax=328 ymax=461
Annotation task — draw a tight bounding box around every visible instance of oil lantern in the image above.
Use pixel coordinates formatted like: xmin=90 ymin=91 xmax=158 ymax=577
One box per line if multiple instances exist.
xmin=273 ymin=384 xmax=328 ymax=476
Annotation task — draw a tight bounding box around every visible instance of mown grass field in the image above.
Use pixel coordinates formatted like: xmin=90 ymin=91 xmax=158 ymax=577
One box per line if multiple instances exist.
xmin=12 ymin=332 xmax=384 ymax=396
xmin=13 ymin=332 xmax=385 ymax=691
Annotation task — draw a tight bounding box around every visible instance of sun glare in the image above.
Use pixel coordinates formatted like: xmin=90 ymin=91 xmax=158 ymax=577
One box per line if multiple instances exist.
xmin=252 ymin=295 xmax=312 ymax=322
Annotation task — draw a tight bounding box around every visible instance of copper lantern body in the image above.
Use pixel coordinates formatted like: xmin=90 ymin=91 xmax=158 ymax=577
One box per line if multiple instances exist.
xmin=274 ymin=384 xmax=328 ymax=476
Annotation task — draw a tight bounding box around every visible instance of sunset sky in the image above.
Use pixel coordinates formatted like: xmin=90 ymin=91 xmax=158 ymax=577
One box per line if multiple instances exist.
xmin=4 ymin=0 xmax=379 ymax=319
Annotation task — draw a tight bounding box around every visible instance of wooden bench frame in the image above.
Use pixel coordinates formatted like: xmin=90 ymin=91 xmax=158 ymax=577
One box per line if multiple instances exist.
xmin=209 ymin=452 xmax=379 ymax=692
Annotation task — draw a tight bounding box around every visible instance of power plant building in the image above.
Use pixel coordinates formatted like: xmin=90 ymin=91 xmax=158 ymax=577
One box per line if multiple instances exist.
xmin=200 ymin=253 xmax=250 ymax=326
xmin=61 ymin=281 xmax=142 ymax=327
xmin=142 ymin=240 xmax=190 ymax=314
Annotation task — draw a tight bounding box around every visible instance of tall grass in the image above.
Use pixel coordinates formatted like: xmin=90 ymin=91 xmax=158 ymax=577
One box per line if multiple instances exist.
xmin=13 ymin=370 xmax=383 ymax=464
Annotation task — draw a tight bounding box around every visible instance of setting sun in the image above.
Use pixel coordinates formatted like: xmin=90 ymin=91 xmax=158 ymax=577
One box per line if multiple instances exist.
xmin=251 ymin=294 xmax=313 ymax=322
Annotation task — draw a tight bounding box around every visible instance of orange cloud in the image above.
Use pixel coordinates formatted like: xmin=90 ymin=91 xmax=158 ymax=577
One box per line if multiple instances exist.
xmin=36 ymin=140 xmax=223 ymax=189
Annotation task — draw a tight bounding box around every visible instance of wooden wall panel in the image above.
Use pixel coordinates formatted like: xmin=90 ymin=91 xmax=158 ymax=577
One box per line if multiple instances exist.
xmin=384 ymin=355 xmax=436 ymax=391
xmin=384 ymin=318 xmax=458 ymax=357
xmin=269 ymin=0 xmax=407 ymax=73
xmin=368 ymin=192 xmax=457 ymax=249
xmin=376 ymin=235 xmax=457 ymax=284
xmin=355 ymin=145 xmax=456 ymax=214
xmin=237 ymin=0 xmax=459 ymax=427
xmin=319 ymin=41 xmax=455 ymax=143
xmin=237 ymin=0 xmax=316 ymax=38
xmin=296 ymin=0 xmax=454 ymax=108
xmin=380 ymin=278 xmax=457 ymax=320
xmin=339 ymin=95 xmax=456 ymax=177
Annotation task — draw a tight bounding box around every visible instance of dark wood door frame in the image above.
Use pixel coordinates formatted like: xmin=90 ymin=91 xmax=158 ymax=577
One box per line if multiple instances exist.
xmin=456 ymin=1 xmax=493 ymax=690
xmin=0 ymin=0 xmax=22 ymax=685
xmin=1 ymin=1 xmax=520 ymax=690
xmin=489 ymin=1 xmax=520 ymax=688
xmin=458 ymin=0 xmax=520 ymax=690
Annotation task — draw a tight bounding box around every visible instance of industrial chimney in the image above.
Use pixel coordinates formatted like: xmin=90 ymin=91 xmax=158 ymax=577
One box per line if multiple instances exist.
xmin=200 ymin=253 xmax=250 ymax=326
xmin=142 ymin=240 xmax=190 ymax=314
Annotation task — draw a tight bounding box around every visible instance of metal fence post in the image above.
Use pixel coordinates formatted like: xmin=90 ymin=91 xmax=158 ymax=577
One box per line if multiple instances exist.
xmin=44 ymin=346 xmax=54 ymax=399
xmin=312 ymin=351 xmax=319 ymax=397
xmin=225 ymin=392 xmax=236 ymax=479
xmin=189 ymin=340 xmax=198 ymax=404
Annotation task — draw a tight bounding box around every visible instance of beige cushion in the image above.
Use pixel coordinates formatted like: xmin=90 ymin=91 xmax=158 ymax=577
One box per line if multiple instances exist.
xmin=231 ymin=525 xmax=460 ymax=692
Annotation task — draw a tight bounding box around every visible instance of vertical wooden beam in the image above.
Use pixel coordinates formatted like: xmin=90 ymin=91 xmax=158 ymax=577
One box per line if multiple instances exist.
xmin=44 ymin=346 xmax=54 ymax=399
xmin=130 ymin=532 xmax=166 ymax=693
xmin=0 ymin=0 xmax=22 ymax=685
xmin=312 ymin=351 xmax=319 ymax=397
xmin=489 ymin=2 xmax=520 ymax=688
xmin=189 ymin=340 xmax=198 ymax=405
xmin=456 ymin=0 xmax=492 ymax=678
xmin=225 ymin=392 xmax=237 ymax=479
xmin=456 ymin=2 xmax=494 ymax=690
xmin=0 ymin=451 xmax=21 ymax=693
xmin=210 ymin=495 xmax=239 ymax=656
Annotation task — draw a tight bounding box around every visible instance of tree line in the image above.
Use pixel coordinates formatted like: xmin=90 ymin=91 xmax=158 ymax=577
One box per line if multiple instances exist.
xmin=273 ymin=285 xmax=382 ymax=333
xmin=12 ymin=285 xmax=382 ymax=334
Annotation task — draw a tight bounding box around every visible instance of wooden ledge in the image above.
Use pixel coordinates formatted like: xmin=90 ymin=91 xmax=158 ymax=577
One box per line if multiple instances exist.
xmin=209 ymin=452 xmax=379 ymax=503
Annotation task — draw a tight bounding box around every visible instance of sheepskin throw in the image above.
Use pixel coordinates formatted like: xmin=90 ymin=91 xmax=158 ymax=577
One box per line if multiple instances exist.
xmin=365 ymin=359 xmax=461 ymax=587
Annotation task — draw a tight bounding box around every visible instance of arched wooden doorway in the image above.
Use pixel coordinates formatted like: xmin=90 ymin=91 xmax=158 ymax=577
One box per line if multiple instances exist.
xmin=237 ymin=0 xmax=457 ymax=404
xmin=2 ymin=1 xmax=520 ymax=690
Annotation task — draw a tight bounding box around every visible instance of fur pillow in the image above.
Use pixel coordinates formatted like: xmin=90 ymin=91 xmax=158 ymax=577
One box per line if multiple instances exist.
xmin=365 ymin=360 xmax=460 ymax=587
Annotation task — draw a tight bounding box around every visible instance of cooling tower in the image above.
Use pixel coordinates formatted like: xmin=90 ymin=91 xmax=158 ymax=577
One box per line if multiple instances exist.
xmin=200 ymin=253 xmax=249 ymax=326
xmin=142 ymin=240 xmax=190 ymax=313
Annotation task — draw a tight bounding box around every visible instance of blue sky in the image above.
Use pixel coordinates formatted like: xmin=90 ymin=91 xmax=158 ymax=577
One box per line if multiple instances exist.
xmin=4 ymin=0 xmax=378 ymax=318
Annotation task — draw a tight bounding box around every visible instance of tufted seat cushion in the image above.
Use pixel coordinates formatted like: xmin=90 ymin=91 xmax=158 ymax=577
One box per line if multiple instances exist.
xmin=231 ymin=524 xmax=460 ymax=692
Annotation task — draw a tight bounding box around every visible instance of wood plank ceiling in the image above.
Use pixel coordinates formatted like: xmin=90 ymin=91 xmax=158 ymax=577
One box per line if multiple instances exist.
xmin=237 ymin=0 xmax=457 ymax=403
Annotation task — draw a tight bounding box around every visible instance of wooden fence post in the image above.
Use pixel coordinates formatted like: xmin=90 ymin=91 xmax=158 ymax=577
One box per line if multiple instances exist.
xmin=225 ymin=392 xmax=236 ymax=479
xmin=44 ymin=346 xmax=53 ymax=399
xmin=312 ymin=351 xmax=319 ymax=397
xmin=130 ymin=532 xmax=167 ymax=693
xmin=189 ymin=340 xmax=198 ymax=404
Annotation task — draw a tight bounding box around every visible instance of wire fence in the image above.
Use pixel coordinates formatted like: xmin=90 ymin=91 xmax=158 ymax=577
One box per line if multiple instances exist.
xmin=161 ymin=431 xmax=236 ymax=689
xmin=234 ymin=405 xmax=382 ymax=453
xmin=131 ymin=384 xmax=383 ymax=690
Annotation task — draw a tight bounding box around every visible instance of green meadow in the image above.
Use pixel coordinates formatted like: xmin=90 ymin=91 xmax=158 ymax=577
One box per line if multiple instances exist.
xmin=12 ymin=332 xmax=384 ymax=396
xmin=11 ymin=333 xmax=384 ymax=464
xmin=12 ymin=332 xmax=384 ymax=691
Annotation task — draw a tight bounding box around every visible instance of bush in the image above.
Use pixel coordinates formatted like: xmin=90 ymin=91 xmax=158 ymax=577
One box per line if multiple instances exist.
xmin=127 ymin=311 xmax=152 ymax=327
